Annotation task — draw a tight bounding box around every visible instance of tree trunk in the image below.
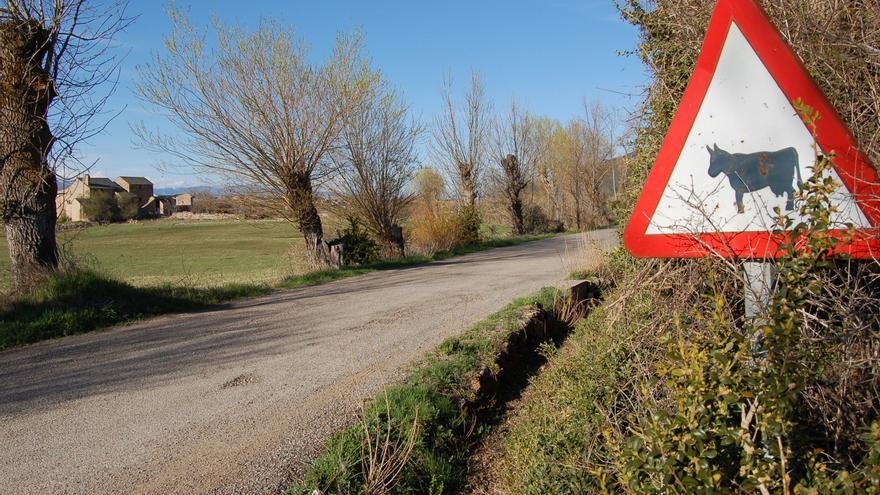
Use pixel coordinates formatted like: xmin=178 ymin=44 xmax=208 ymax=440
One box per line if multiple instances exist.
xmin=287 ymin=173 xmax=334 ymax=269
xmin=458 ymin=160 xmax=478 ymax=207
xmin=501 ymin=155 xmax=526 ymax=235
xmin=381 ymin=224 xmax=405 ymax=259
xmin=509 ymin=196 xmax=524 ymax=235
xmin=1 ymin=19 xmax=59 ymax=290
xmin=4 ymin=172 xmax=58 ymax=288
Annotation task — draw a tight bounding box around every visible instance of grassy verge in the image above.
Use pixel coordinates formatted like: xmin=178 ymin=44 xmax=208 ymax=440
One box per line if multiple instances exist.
xmin=0 ymin=269 xmax=271 ymax=351
xmin=279 ymin=233 xmax=556 ymax=289
xmin=1 ymin=233 xmax=559 ymax=350
xmin=485 ymin=282 xmax=655 ymax=494
xmin=289 ymin=287 xmax=562 ymax=495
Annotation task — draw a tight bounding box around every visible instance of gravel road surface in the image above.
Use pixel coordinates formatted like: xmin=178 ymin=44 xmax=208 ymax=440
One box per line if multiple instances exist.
xmin=0 ymin=231 xmax=615 ymax=494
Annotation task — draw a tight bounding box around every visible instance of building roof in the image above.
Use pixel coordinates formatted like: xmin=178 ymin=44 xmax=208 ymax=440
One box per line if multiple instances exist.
xmin=88 ymin=177 xmax=124 ymax=190
xmin=116 ymin=176 xmax=153 ymax=186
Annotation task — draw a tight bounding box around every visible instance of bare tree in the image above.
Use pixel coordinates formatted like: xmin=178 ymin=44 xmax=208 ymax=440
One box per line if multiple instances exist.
xmin=134 ymin=10 xmax=371 ymax=268
xmin=0 ymin=0 xmax=131 ymax=289
xmin=577 ymin=101 xmax=617 ymax=226
xmin=493 ymin=99 xmax=541 ymax=235
xmin=532 ymin=117 xmax=562 ymax=222
xmin=558 ymin=101 xmax=616 ymax=230
xmin=331 ymin=79 xmax=421 ymax=259
xmin=432 ymin=72 xmax=490 ymax=207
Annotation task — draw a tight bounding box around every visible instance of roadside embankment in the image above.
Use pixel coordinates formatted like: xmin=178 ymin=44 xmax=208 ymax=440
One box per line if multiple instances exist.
xmin=291 ymin=280 xmax=603 ymax=495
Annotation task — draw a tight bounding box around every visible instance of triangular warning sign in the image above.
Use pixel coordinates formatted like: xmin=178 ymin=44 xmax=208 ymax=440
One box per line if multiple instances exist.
xmin=623 ymin=0 xmax=880 ymax=259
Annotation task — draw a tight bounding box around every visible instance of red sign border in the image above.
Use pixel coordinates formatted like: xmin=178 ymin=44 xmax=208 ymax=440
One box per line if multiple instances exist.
xmin=623 ymin=0 xmax=880 ymax=259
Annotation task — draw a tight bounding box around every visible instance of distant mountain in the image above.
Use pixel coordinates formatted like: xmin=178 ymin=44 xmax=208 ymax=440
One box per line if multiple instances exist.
xmin=57 ymin=177 xmax=227 ymax=197
xmin=154 ymin=185 xmax=226 ymax=196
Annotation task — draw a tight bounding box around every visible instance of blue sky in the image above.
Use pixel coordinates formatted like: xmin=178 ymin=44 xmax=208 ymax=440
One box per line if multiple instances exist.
xmin=77 ymin=0 xmax=648 ymax=189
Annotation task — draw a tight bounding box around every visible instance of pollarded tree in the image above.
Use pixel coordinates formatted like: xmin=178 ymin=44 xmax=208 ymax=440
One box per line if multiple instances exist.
xmin=135 ymin=10 xmax=372 ymax=268
xmin=432 ymin=72 xmax=491 ymax=207
xmin=493 ymin=99 xmax=542 ymax=235
xmin=331 ymin=78 xmax=421 ymax=259
xmin=0 ymin=0 xmax=131 ymax=289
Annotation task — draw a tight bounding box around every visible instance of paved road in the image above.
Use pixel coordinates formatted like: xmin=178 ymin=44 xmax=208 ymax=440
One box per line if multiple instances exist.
xmin=0 ymin=231 xmax=615 ymax=494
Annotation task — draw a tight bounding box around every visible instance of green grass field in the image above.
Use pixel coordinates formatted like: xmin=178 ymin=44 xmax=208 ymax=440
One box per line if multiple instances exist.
xmin=0 ymin=220 xmax=310 ymax=290
xmin=0 ymin=219 xmax=541 ymax=291
xmin=0 ymin=219 xmax=558 ymax=350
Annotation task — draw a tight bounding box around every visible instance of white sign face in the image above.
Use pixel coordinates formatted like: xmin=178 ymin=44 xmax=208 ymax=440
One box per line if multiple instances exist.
xmin=645 ymin=22 xmax=870 ymax=235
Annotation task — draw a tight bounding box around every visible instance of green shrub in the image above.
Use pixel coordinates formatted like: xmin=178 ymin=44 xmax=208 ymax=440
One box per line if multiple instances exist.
xmin=483 ymin=2 xmax=880 ymax=493
xmin=116 ymin=192 xmax=140 ymax=220
xmin=454 ymin=204 xmax=482 ymax=246
xmin=493 ymin=145 xmax=880 ymax=494
xmin=81 ymin=193 xmax=116 ymax=223
xmin=522 ymin=205 xmax=564 ymax=234
xmin=335 ymin=217 xmax=380 ymax=266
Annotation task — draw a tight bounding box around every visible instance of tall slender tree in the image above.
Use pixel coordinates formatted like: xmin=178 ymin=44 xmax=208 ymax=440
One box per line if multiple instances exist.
xmin=432 ymin=72 xmax=490 ymax=207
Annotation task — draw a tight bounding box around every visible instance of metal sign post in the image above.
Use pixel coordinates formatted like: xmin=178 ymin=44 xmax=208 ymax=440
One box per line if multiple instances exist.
xmin=743 ymin=261 xmax=775 ymax=321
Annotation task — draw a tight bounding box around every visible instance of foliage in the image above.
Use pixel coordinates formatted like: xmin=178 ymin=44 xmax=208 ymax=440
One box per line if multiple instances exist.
xmin=492 ymin=137 xmax=880 ymax=495
xmin=80 ymin=193 xmax=116 ymax=223
xmin=454 ymin=204 xmax=482 ymax=246
xmin=490 ymin=57 xmax=880 ymax=491
xmin=334 ymin=217 xmax=381 ymax=266
xmin=408 ymin=169 xmax=459 ymax=256
xmin=432 ymin=72 xmax=490 ymax=207
xmin=116 ymin=192 xmax=140 ymax=220
xmin=79 ymin=192 xmax=140 ymax=223
xmin=192 ymin=192 xmax=237 ymax=214
xmin=135 ymin=8 xmax=377 ymax=268
xmin=330 ymin=73 xmax=420 ymax=256
xmin=492 ymin=266 xmax=668 ymax=495
xmin=482 ymin=2 xmax=880 ymax=493
xmin=290 ymin=288 xmax=561 ymax=495
xmin=521 ymin=205 xmax=564 ymax=235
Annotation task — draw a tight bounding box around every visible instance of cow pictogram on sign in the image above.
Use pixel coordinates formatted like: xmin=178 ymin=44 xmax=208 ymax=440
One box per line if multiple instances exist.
xmin=623 ymin=0 xmax=880 ymax=259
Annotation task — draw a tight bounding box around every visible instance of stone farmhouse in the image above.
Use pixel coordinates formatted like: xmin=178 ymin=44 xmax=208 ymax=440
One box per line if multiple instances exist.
xmin=56 ymin=175 xmax=193 ymax=222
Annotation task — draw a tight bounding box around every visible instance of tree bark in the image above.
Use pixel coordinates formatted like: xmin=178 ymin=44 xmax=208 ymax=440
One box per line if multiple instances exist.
xmin=380 ymin=224 xmax=405 ymax=259
xmin=458 ymin=160 xmax=478 ymax=207
xmin=0 ymin=19 xmax=60 ymax=289
xmin=287 ymin=173 xmax=334 ymax=269
xmin=3 ymin=172 xmax=58 ymax=288
xmin=509 ymin=197 xmax=524 ymax=235
xmin=501 ymin=154 xmax=526 ymax=235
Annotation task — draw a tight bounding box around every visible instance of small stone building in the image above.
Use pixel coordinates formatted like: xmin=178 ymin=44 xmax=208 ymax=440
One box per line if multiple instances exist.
xmin=174 ymin=193 xmax=193 ymax=212
xmin=115 ymin=176 xmax=155 ymax=213
xmin=56 ymin=175 xmax=161 ymax=221
xmin=56 ymin=175 xmax=123 ymax=222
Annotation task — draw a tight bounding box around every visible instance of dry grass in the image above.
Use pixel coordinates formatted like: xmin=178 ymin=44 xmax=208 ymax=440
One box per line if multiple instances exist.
xmin=566 ymin=231 xmax=619 ymax=280
xmin=359 ymin=392 xmax=420 ymax=495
